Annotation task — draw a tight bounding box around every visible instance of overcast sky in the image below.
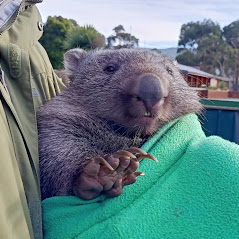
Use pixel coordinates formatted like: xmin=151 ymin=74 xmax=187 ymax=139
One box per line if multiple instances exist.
xmin=37 ymin=0 xmax=239 ymax=49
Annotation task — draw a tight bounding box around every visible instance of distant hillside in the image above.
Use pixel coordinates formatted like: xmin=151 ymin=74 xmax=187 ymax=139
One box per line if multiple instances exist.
xmin=158 ymin=48 xmax=178 ymax=60
xmin=139 ymin=47 xmax=178 ymax=60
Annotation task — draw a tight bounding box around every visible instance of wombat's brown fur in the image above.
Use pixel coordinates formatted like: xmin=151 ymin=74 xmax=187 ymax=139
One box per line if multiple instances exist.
xmin=54 ymin=69 xmax=70 ymax=87
xmin=38 ymin=48 xmax=202 ymax=199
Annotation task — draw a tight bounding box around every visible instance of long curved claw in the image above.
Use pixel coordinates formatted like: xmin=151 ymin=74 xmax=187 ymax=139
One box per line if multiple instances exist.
xmin=113 ymin=150 xmax=136 ymax=159
xmin=136 ymin=153 xmax=158 ymax=162
xmin=134 ymin=172 xmax=145 ymax=177
xmin=95 ymin=156 xmax=114 ymax=171
xmin=127 ymin=147 xmax=147 ymax=155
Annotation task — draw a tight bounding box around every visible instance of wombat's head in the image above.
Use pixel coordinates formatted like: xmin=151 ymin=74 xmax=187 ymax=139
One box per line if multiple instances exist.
xmin=64 ymin=48 xmax=202 ymax=136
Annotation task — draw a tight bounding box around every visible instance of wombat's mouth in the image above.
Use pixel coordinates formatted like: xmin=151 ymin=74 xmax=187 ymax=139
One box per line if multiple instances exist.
xmin=138 ymin=115 xmax=156 ymax=125
xmin=133 ymin=113 xmax=158 ymax=135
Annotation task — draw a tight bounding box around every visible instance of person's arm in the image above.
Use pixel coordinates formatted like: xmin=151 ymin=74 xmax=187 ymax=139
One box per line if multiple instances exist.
xmin=0 ymin=1 xmax=65 ymax=238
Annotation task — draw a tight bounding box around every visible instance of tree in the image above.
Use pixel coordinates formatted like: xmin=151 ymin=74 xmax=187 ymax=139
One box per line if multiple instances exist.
xmin=178 ymin=19 xmax=221 ymax=51
xmin=176 ymin=49 xmax=200 ymax=66
xmin=63 ymin=25 xmax=105 ymax=51
xmin=197 ymin=34 xmax=234 ymax=77
xmin=107 ymin=25 xmax=139 ymax=49
xmin=176 ymin=19 xmax=239 ymax=91
xmin=40 ymin=16 xmax=75 ymax=69
xmin=113 ymin=25 xmax=125 ymax=34
xmin=223 ymin=21 xmax=239 ymax=90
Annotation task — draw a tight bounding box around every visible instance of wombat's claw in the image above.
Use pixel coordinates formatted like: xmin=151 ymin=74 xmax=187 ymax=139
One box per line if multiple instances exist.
xmin=134 ymin=172 xmax=145 ymax=176
xmin=127 ymin=147 xmax=158 ymax=162
xmin=113 ymin=150 xmax=136 ymax=159
xmin=127 ymin=147 xmax=147 ymax=155
xmin=95 ymin=156 xmax=114 ymax=171
xmin=136 ymin=153 xmax=158 ymax=162
xmin=113 ymin=148 xmax=158 ymax=162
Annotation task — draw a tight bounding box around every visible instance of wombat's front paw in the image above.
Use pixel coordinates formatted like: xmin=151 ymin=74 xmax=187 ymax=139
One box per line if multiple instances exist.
xmin=72 ymin=148 xmax=157 ymax=200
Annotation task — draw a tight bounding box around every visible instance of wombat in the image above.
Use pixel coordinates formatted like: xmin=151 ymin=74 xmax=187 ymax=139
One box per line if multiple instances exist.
xmin=38 ymin=48 xmax=202 ymax=200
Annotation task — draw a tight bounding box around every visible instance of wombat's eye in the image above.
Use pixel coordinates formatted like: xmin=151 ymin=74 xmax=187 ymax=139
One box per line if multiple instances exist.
xmin=104 ymin=64 xmax=118 ymax=74
xmin=166 ymin=67 xmax=173 ymax=76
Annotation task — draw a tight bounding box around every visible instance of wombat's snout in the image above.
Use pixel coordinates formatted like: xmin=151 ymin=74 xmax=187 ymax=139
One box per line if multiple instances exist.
xmin=137 ymin=74 xmax=164 ymax=111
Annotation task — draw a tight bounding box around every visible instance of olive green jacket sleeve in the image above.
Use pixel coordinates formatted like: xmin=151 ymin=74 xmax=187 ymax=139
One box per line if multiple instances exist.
xmin=0 ymin=2 xmax=66 ymax=238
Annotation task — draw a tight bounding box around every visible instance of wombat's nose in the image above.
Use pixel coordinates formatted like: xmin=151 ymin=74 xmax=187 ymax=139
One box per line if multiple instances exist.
xmin=138 ymin=74 xmax=164 ymax=111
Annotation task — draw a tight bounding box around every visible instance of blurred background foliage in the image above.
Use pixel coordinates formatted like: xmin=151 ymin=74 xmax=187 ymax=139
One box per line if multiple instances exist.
xmin=40 ymin=16 xmax=138 ymax=69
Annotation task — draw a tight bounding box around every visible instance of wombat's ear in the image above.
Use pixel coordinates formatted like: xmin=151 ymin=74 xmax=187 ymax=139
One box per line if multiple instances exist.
xmin=64 ymin=48 xmax=87 ymax=79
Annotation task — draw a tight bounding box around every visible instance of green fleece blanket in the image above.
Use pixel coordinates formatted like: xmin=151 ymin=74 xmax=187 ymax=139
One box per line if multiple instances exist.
xmin=42 ymin=114 xmax=239 ymax=239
